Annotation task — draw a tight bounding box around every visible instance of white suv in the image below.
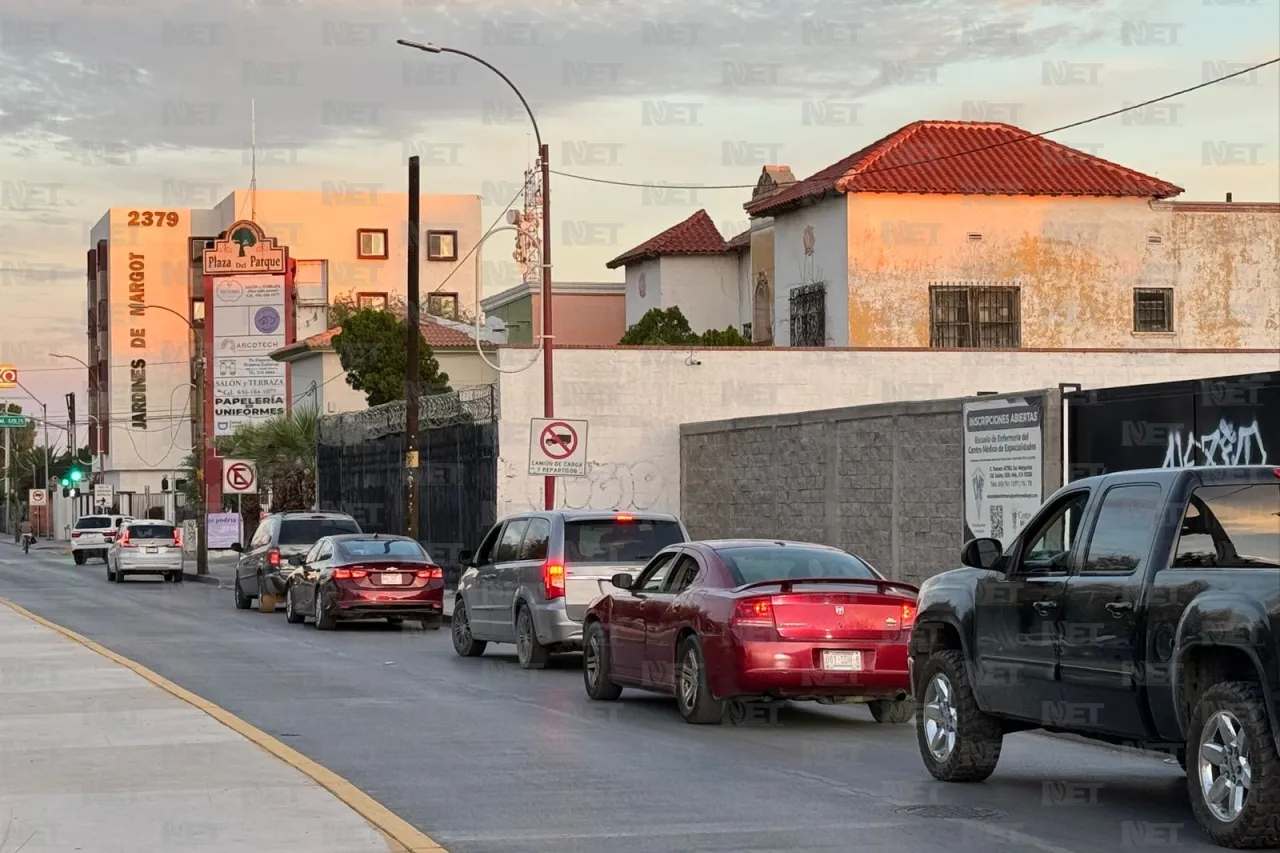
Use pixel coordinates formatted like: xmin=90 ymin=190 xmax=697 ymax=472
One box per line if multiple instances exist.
xmin=71 ymin=514 xmax=133 ymax=564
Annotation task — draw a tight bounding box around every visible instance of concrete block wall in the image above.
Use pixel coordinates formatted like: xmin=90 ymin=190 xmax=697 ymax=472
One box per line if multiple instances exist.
xmin=681 ymin=390 xmax=1062 ymax=586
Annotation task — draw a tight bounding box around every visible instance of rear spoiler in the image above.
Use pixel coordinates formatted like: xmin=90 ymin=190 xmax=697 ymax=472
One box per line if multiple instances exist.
xmin=735 ymin=577 xmax=919 ymax=597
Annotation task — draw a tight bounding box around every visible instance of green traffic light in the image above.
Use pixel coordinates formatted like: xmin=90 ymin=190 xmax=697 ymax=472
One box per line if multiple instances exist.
xmin=59 ymin=478 xmax=69 ymax=487
xmin=69 ymin=469 xmax=82 ymax=482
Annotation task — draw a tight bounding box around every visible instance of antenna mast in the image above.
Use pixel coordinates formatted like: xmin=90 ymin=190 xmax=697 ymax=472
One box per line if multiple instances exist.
xmin=249 ymin=98 xmax=257 ymax=220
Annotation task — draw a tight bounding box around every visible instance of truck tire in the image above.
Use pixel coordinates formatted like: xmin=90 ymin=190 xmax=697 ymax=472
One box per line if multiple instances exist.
xmin=1187 ymin=681 xmax=1280 ymax=849
xmin=869 ymin=698 xmax=915 ymax=724
xmin=915 ymin=650 xmax=1003 ymax=783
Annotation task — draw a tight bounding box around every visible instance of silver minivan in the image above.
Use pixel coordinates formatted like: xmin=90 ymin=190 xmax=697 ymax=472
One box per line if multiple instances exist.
xmin=107 ymin=520 xmax=185 ymax=583
xmin=451 ymin=510 xmax=689 ymax=669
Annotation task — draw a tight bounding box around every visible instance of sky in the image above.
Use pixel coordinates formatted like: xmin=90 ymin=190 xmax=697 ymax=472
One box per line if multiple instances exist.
xmin=0 ymin=0 xmax=1277 ymax=412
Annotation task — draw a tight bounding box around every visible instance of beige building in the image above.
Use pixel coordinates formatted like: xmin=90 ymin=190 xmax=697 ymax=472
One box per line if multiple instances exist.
xmin=611 ymin=121 xmax=1280 ymax=350
xmin=479 ymin=281 xmax=626 ymax=346
xmin=85 ymin=188 xmax=482 ymax=493
xmin=271 ymin=317 xmax=500 ymax=416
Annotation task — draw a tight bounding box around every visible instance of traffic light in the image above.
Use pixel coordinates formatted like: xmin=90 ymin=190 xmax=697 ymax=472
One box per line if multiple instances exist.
xmin=69 ymin=468 xmax=83 ymax=483
xmin=59 ymin=478 xmax=69 ymax=488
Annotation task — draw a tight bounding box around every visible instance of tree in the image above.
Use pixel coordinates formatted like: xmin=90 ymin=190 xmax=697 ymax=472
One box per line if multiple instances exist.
xmin=223 ymin=408 xmax=319 ymax=513
xmin=332 ymin=308 xmax=451 ymax=407
xmin=618 ymin=306 xmax=754 ymax=346
xmin=328 ymin=292 xmax=478 ymax=328
xmin=231 ymin=226 xmax=257 ymax=256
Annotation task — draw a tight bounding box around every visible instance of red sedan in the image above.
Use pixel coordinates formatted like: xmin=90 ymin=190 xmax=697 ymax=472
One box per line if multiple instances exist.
xmin=581 ymin=539 xmax=918 ymax=724
xmin=282 ymin=534 xmax=445 ymax=630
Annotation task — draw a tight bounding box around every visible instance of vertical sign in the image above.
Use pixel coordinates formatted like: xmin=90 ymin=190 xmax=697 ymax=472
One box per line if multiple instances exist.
xmin=210 ymin=275 xmax=287 ymax=436
xmin=963 ymin=395 xmax=1044 ymax=544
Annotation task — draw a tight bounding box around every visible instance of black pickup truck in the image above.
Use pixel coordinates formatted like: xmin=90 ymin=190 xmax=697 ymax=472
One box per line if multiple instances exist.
xmin=909 ymin=465 xmax=1280 ymax=848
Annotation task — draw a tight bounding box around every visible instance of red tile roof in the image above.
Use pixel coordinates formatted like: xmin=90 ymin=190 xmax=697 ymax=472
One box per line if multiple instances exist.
xmin=271 ymin=317 xmax=480 ymax=361
xmin=747 ymin=120 xmax=1183 ymax=216
xmin=606 ymin=210 xmax=728 ymax=268
xmin=726 ymin=228 xmax=751 ymax=250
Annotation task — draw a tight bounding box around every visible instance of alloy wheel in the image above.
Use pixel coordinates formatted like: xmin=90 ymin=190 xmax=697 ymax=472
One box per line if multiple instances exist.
xmin=1198 ymin=709 xmax=1253 ymax=823
xmin=584 ymin=634 xmax=601 ymax=685
xmin=453 ymin=605 xmax=471 ymax=647
xmin=679 ymin=649 xmax=700 ymax=709
xmin=922 ymin=673 xmax=959 ymax=762
xmin=285 ymin=589 xmax=294 ymax=621
xmin=516 ymin=611 xmax=532 ymax=662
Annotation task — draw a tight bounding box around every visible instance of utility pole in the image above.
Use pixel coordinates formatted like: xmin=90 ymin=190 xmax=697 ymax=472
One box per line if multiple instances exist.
xmin=3 ymin=426 xmax=9 ymax=535
xmin=539 ymin=142 xmax=555 ymax=511
xmin=194 ymin=333 xmax=208 ymax=575
xmin=41 ymin=402 xmax=49 ymax=490
xmin=404 ymin=155 xmax=421 ymax=540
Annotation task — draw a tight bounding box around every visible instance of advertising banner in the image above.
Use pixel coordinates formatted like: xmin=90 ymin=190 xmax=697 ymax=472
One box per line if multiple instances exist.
xmin=212 ymin=273 xmax=287 ymax=436
xmin=962 ymin=395 xmax=1044 ymax=544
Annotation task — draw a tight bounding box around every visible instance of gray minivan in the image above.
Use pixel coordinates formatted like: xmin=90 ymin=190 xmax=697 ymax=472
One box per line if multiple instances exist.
xmin=451 ymin=510 xmax=689 ymax=669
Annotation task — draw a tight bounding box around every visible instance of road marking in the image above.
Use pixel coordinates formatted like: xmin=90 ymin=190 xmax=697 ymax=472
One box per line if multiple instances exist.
xmin=0 ymin=597 xmax=447 ymax=853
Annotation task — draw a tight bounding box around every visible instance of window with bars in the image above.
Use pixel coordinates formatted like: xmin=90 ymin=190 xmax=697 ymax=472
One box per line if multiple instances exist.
xmin=1133 ymin=288 xmax=1173 ymax=333
xmin=789 ymin=282 xmax=826 ymax=347
xmin=929 ymin=284 xmax=1021 ymax=348
xmin=428 ymin=292 xmax=460 ymax=319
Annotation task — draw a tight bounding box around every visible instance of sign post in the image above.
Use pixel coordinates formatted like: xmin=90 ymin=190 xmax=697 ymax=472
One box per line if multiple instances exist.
xmin=93 ymin=483 xmax=113 ymax=509
xmin=528 ymin=418 xmax=588 ymax=478
xmin=0 ymin=365 xmax=17 ymax=389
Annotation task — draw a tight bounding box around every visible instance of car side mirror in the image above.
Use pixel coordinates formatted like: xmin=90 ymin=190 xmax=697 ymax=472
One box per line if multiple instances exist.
xmin=288 ymin=554 xmax=305 ymax=566
xmin=458 ymin=549 xmax=474 ymax=565
xmin=610 ymin=572 xmax=633 ymax=590
xmin=230 ymin=542 xmax=243 ymax=553
xmin=962 ymin=537 xmax=1003 ymax=570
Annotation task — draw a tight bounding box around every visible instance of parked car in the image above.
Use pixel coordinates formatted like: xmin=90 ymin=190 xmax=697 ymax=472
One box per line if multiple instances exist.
xmin=910 ymin=465 xmax=1280 ymax=849
xmin=106 ymin=520 xmax=185 ymax=583
xmin=71 ymin=514 xmax=133 ymax=565
xmin=451 ymin=511 xmax=690 ymax=668
xmin=581 ymin=539 xmax=917 ymax=724
xmin=231 ymin=511 xmax=361 ymax=611
xmin=282 ymin=534 xmax=445 ymax=629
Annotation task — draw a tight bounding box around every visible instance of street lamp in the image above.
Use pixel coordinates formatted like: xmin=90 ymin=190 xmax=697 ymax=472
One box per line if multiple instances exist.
xmin=49 ymin=353 xmax=103 ymax=474
xmin=398 ymin=38 xmax=557 ymax=511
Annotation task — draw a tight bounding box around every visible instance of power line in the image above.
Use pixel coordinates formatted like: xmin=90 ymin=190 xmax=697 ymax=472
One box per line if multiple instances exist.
xmin=17 ymin=359 xmax=191 ymax=374
xmin=548 ymin=58 xmax=1280 ymax=192
xmin=430 ymin=180 xmax=528 ymax=296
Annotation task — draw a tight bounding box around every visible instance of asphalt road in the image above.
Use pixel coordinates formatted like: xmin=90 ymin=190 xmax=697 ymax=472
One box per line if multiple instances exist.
xmin=0 ymin=543 xmax=1215 ymax=853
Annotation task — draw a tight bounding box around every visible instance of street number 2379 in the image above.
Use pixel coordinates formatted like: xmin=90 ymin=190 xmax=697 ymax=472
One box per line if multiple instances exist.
xmin=127 ymin=211 xmax=180 ymax=226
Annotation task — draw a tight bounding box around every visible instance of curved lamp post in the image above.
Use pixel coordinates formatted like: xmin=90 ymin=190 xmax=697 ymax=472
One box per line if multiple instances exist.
xmin=398 ymin=38 xmax=557 ymax=511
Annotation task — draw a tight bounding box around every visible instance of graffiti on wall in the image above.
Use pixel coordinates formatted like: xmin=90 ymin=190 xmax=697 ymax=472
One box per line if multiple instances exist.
xmin=1162 ymin=417 xmax=1268 ymax=467
xmin=506 ymin=460 xmax=668 ymax=512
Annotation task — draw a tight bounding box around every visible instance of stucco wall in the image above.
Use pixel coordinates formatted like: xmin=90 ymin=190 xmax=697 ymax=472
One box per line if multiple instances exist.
xmin=773 ymin=195 xmax=850 ymax=346
xmin=657 ymin=255 xmax=741 ymax=334
xmin=680 ymin=390 xmax=1061 ymax=586
xmin=494 ymin=346 xmax=1280 ymax=518
xmin=529 ymin=292 xmax=627 ymax=346
xmin=842 ymin=195 xmax=1280 ymax=349
xmin=624 ymin=259 xmax=661 ymax=327
xmin=436 ymin=350 xmax=499 ymax=389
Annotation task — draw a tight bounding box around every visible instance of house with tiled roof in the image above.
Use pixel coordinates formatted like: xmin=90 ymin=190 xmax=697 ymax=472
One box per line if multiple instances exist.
xmin=269 ymin=316 xmax=502 ymax=416
xmin=616 ymin=120 xmax=1279 ymax=350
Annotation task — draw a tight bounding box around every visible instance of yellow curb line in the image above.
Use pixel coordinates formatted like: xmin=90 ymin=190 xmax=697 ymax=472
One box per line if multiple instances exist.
xmin=0 ymin=597 xmax=447 ymax=853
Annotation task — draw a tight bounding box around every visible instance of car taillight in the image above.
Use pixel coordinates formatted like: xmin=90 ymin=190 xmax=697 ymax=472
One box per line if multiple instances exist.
xmin=333 ymin=568 xmax=367 ymax=580
xmin=901 ymin=603 xmax=916 ymax=626
xmin=732 ymin=597 xmax=776 ymax=627
xmin=543 ymin=563 xmax=565 ymax=599
xmin=117 ymin=532 xmax=133 ymax=548
xmin=104 ymin=531 xmax=115 ymax=539
xmin=615 ymin=513 xmax=633 ymax=522
xmin=268 ymin=549 xmax=280 ymax=567
xmin=416 ymin=568 xmax=443 ymax=579
xmin=71 ymin=532 xmax=81 ymax=538
xmin=172 ymin=529 xmax=183 ymax=548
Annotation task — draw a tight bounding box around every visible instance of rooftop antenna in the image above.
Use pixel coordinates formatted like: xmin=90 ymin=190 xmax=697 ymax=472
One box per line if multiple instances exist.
xmin=249 ymin=98 xmax=257 ymax=221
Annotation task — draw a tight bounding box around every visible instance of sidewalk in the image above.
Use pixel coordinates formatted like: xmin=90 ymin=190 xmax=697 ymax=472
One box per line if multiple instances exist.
xmin=0 ymin=601 xmax=442 ymax=852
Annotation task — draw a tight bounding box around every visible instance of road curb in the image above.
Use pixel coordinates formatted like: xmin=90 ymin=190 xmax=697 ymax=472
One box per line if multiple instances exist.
xmin=0 ymin=597 xmax=449 ymax=853
xmin=183 ymin=571 xmax=225 ymax=587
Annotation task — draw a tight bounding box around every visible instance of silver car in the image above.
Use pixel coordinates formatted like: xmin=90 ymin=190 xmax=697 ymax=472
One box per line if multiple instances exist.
xmin=107 ymin=520 xmax=185 ymax=583
xmin=451 ymin=510 xmax=689 ymax=669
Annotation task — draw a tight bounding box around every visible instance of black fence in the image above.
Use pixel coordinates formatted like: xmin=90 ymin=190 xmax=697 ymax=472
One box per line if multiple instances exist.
xmin=1067 ymin=371 xmax=1278 ymax=480
xmin=316 ymin=386 xmax=498 ymax=584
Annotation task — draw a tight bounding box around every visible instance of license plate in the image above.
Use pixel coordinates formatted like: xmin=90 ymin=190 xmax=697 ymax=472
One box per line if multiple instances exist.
xmin=822 ymin=650 xmax=863 ymax=671
xmin=145 ymin=547 xmax=158 ymax=554
xmin=381 ymin=573 xmax=403 ymax=585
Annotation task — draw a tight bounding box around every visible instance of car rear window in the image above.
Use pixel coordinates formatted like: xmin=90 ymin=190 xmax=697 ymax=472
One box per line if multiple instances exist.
xmin=562 ymin=519 xmax=685 ymax=565
xmin=279 ymin=518 xmax=361 ymax=545
xmin=127 ymin=524 xmax=174 ymax=540
xmin=339 ymin=539 xmax=427 ymax=559
xmin=1174 ymin=484 xmax=1280 ymax=569
xmin=716 ymin=545 xmax=881 ymax=586
xmin=75 ymin=517 xmax=111 ymax=529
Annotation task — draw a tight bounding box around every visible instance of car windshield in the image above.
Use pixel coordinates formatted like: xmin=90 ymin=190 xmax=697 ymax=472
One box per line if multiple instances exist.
xmin=562 ymin=519 xmax=685 ymax=565
xmin=279 ymin=518 xmax=360 ymax=545
xmin=127 ymin=524 xmax=174 ymax=540
xmin=1174 ymin=484 xmax=1280 ymax=569
xmin=75 ymin=517 xmax=111 ymax=529
xmin=716 ymin=545 xmax=881 ymax=586
xmin=339 ymin=539 xmax=426 ymax=559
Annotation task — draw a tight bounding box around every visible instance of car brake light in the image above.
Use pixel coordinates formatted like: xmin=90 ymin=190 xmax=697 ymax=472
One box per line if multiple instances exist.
xmin=615 ymin=513 xmax=633 ymax=522
xmin=172 ymin=529 xmax=183 ymax=548
xmin=732 ymin=597 xmax=775 ymax=626
xmin=416 ymin=568 xmax=443 ymax=579
xmin=103 ymin=531 xmax=115 ymax=539
xmin=543 ymin=563 xmax=565 ymax=599
xmin=268 ymin=549 xmax=280 ymax=568
xmin=117 ymin=531 xmax=134 ymax=548
xmin=71 ymin=532 xmax=81 ymax=538
xmin=901 ymin=603 xmax=916 ymax=626
xmin=1273 ymin=467 xmax=1280 ymax=478
xmin=333 ymin=568 xmax=366 ymax=580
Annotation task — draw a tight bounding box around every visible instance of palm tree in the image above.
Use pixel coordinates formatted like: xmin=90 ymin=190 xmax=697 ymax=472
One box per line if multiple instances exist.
xmin=224 ymin=408 xmax=318 ymax=512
